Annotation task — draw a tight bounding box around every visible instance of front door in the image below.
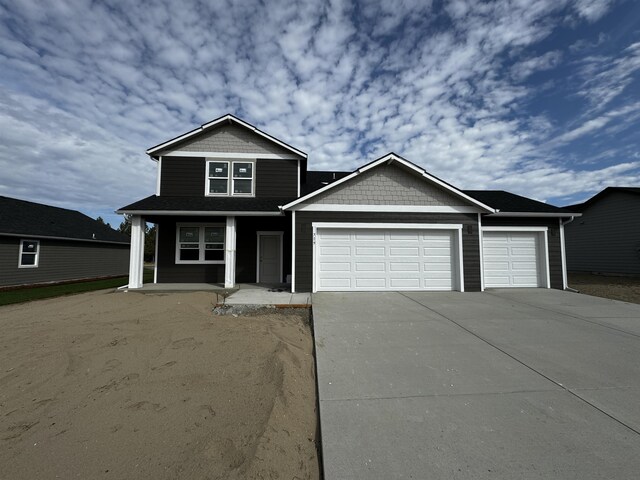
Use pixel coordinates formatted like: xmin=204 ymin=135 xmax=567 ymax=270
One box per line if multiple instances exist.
xmin=258 ymin=234 xmax=282 ymax=283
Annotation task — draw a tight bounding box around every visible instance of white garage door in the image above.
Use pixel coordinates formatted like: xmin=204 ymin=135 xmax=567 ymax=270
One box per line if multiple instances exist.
xmin=315 ymin=227 xmax=458 ymax=291
xmin=482 ymin=231 xmax=545 ymax=287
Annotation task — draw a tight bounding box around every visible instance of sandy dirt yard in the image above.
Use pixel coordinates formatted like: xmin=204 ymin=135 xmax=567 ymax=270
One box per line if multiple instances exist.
xmin=0 ymin=290 xmax=319 ymax=479
xmin=569 ymin=272 xmax=640 ymax=304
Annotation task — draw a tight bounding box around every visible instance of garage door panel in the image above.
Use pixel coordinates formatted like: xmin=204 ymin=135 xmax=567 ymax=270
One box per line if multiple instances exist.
xmin=355 ymin=262 xmax=385 ymax=272
xmin=319 ymin=278 xmax=351 ymax=288
xmin=319 ymin=262 xmax=351 ymax=272
xmin=316 ymin=227 xmax=457 ymax=291
xmin=389 ymin=247 xmax=420 ymax=257
xmin=390 ymin=278 xmax=421 ymax=288
xmin=355 ymin=246 xmax=386 ymax=256
xmin=320 ymin=246 xmax=350 ymax=255
xmin=390 ymin=262 xmax=420 ymax=272
xmin=354 ymin=278 xmax=387 ymax=288
xmin=483 ymin=231 xmax=544 ymax=288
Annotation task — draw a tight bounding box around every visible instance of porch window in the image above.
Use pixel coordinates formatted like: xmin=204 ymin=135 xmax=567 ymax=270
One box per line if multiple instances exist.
xmin=176 ymin=224 xmax=225 ymax=263
xmin=206 ymin=160 xmax=254 ymax=196
xmin=19 ymin=239 xmax=39 ymax=268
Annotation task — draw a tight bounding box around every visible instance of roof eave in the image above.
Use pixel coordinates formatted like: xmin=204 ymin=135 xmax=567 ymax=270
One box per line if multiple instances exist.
xmin=488 ymin=212 xmax=582 ymax=217
xmin=116 ymin=209 xmax=284 ymax=216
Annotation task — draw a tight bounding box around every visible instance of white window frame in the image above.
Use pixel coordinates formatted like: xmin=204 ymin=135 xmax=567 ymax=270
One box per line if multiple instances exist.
xmin=18 ymin=239 xmax=40 ymax=268
xmin=205 ymin=159 xmax=255 ymax=197
xmin=175 ymin=223 xmax=225 ymax=264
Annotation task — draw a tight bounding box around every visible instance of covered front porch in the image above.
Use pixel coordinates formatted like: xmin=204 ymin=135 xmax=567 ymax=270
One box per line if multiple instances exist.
xmin=126 ymin=213 xmax=292 ymax=290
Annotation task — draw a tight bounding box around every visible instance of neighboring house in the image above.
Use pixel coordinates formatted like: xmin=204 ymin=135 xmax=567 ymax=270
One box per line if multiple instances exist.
xmin=0 ymin=196 xmax=130 ymax=288
xmin=118 ymin=114 xmax=578 ymax=292
xmin=564 ymin=187 xmax=640 ymax=275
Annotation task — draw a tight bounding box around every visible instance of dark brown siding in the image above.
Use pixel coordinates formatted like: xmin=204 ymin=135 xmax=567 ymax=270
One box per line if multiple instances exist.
xmin=0 ymin=236 xmax=129 ymax=287
xmin=564 ymin=191 xmax=640 ymax=274
xmin=160 ymin=158 xmax=298 ymax=198
xmin=481 ymin=217 xmax=564 ymax=289
xmin=154 ymin=215 xmax=292 ymax=284
xmin=255 ymin=160 xmax=298 ymax=197
xmin=236 ymin=215 xmax=292 ymax=283
xmin=156 ymin=217 xmax=225 ymax=283
xmin=294 ymin=212 xmax=480 ymax=292
xmin=160 ymin=157 xmax=206 ymax=196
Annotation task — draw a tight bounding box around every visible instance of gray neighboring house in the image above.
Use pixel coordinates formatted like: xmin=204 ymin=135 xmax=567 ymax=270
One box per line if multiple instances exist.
xmin=0 ymin=196 xmax=130 ymax=288
xmin=564 ymin=187 xmax=640 ymax=275
xmin=118 ymin=113 xmax=579 ymax=292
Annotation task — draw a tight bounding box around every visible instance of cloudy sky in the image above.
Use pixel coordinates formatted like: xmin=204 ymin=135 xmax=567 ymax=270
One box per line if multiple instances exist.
xmin=1 ymin=0 xmax=639 ymax=227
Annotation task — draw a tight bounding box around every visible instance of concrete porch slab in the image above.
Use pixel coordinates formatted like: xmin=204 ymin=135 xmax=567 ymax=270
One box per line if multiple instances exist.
xmin=224 ymin=284 xmax=311 ymax=306
xmin=126 ymin=283 xmax=311 ymax=306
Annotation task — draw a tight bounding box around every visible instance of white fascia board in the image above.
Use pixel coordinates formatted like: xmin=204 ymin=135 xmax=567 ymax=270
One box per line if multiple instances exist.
xmin=147 ymin=114 xmax=307 ymax=159
xmin=162 ymin=151 xmax=302 ymax=159
xmin=481 ymin=226 xmax=548 ymax=232
xmin=312 ymin=222 xmax=463 ymax=230
xmin=0 ymin=232 xmax=129 ymax=245
xmin=116 ymin=210 xmax=283 ymax=216
xmin=294 ymin=204 xmax=482 ymax=213
xmin=490 ymin=212 xmax=582 ymax=217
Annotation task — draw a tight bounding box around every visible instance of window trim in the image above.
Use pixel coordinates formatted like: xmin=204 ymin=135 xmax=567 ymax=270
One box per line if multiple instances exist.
xmin=18 ymin=239 xmax=40 ymax=268
xmin=205 ymin=159 xmax=255 ymax=197
xmin=175 ymin=223 xmax=225 ymax=264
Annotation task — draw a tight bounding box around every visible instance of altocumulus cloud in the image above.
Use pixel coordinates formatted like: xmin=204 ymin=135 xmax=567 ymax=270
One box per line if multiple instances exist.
xmin=0 ymin=0 xmax=639 ymax=225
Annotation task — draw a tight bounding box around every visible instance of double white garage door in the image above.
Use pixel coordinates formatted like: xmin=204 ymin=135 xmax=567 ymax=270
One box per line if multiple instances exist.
xmin=314 ymin=225 xmax=548 ymax=292
xmin=315 ymin=226 xmax=461 ymax=291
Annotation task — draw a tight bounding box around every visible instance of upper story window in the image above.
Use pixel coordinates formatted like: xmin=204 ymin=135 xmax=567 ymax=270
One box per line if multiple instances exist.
xmin=206 ymin=160 xmax=254 ymax=196
xmin=19 ymin=239 xmax=39 ymax=268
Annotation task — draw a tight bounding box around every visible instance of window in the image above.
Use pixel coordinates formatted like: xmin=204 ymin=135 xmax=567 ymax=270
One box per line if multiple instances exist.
xmin=176 ymin=224 xmax=225 ymax=263
xmin=19 ymin=239 xmax=39 ymax=268
xmin=206 ymin=160 xmax=254 ymax=196
xmin=208 ymin=162 xmax=229 ymax=195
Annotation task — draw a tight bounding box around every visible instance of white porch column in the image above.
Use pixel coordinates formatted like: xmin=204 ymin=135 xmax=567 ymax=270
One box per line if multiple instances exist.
xmin=224 ymin=216 xmax=237 ymax=288
xmin=128 ymin=215 xmax=145 ymax=289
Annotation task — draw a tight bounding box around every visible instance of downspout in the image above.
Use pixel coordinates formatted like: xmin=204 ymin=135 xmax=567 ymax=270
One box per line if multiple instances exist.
xmin=560 ymin=216 xmax=576 ymax=292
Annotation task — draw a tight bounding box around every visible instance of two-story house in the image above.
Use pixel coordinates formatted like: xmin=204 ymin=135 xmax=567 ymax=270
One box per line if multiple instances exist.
xmin=118 ymin=114 xmax=579 ymax=293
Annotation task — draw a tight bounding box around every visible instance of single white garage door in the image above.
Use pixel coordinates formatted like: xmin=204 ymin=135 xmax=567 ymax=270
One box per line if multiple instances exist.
xmin=482 ymin=231 xmax=545 ymax=287
xmin=315 ymin=227 xmax=458 ymax=291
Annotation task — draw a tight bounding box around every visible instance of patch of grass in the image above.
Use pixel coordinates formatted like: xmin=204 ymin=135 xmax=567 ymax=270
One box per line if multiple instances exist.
xmin=0 ymin=269 xmax=154 ymax=307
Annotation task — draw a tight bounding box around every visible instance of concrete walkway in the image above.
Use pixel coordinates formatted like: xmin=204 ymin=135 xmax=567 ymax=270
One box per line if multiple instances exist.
xmin=312 ymin=289 xmax=640 ymax=479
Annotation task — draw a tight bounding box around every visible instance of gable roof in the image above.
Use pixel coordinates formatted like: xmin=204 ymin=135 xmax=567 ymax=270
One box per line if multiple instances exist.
xmin=564 ymin=187 xmax=640 ymax=211
xmin=146 ymin=113 xmax=307 ymax=160
xmin=0 ymin=196 xmax=130 ymax=244
xmin=282 ymin=153 xmax=496 ymax=212
xmin=464 ymin=190 xmax=578 ymax=216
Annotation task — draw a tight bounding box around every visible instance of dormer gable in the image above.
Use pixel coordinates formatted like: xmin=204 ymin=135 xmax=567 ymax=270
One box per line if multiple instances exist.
xmin=147 ymin=114 xmax=307 ymax=160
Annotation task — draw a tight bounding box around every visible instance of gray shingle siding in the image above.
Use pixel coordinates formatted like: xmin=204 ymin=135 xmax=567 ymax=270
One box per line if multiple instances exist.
xmin=565 ymin=191 xmax=640 ymax=275
xmin=0 ymin=236 xmax=129 ymax=287
xmin=298 ymin=164 xmax=470 ymax=206
xmin=481 ymin=217 xmax=564 ymax=289
xmin=158 ymin=124 xmax=294 ymax=156
xmin=294 ymin=212 xmax=480 ymax=292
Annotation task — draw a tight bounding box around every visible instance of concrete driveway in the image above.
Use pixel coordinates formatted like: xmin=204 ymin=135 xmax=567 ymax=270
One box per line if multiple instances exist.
xmin=312 ymin=289 xmax=640 ymax=479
